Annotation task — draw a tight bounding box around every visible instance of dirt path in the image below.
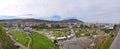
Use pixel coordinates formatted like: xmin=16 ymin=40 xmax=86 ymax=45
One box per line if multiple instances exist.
xmin=14 ymin=43 xmax=28 ymax=49
xmin=27 ymin=35 xmax=32 ymax=49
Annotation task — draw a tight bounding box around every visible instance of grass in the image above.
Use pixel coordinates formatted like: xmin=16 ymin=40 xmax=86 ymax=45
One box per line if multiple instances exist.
xmin=29 ymin=32 xmax=59 ymax=49
xmin=75 ymin=28 xmax=99 ymax=37
xmin=75 ymin=31 xmax=81 ymax=37
xmin=9 ymin=30 xmax=29 ymax=46
xmin=52 ymin=31 xmax=63 ymax=37
xmin=100 ymin=37 xmax=114 ymax=49
xmin=0 ymin=25 xmax=15 ymax=49
xmin=9 ymin=29 xmax=59 ymax=49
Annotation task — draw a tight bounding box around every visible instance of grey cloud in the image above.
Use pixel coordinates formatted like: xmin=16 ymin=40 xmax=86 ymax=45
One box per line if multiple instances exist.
xmin=0 ymin=0 xmax=120 ymax=23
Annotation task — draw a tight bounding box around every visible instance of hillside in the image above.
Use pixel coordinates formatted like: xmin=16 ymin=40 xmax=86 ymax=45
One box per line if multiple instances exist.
xmin=0 ymin=25 xmax=15 ymax=49
xmin=0 ymin=19 xmax=83 ymax=23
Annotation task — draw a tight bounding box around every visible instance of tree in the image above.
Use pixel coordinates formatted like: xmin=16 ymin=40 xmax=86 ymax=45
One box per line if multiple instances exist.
xmin=39 ymin=23 xmax=48 ymax=28
xmin=114 ymin=24 xmax=118 ymax=30
xmin=51 ymin=24 xmax=62 ymax=28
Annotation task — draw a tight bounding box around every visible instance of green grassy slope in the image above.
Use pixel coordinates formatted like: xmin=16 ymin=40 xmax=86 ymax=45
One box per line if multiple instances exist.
xmin=0 ymin=25 xmax=15 ymax=49
xmin=100 ymin=37 xmax=114 ymax=49
xmin=9 ymin=30 xmax=29 ymax=46
xmin=29 ymin=32 xmax=59 ymax=49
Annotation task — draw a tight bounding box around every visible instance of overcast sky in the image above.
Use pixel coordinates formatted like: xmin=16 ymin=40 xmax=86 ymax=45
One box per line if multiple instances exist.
xmin=0 ymin=0 xmax=120 ymax=23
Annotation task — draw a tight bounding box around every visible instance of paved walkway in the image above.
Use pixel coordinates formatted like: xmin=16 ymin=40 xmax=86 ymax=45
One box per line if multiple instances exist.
xmin=58 ymin=26 xmax=96 ymax=49
xmin=27 ymin=35 xmax=32 ymax=49
xmin=14 ymin=43 xmax=28 ymax=49
xmin=109 ymin=29 xmax=120 ymax=49
xmin=60 ymin=37 xmax=92 ymax=49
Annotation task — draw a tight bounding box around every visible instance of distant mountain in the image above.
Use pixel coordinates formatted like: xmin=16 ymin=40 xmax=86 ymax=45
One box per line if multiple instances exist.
xmin=60 ymin=19 xmax=83 ymax=23
xmin=0 ymin=18 xmax=84 ymax=23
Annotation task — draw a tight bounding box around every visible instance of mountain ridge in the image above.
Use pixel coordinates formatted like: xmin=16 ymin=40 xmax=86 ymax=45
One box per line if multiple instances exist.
xmin=0 ymin=18 xmax=84 ymax=23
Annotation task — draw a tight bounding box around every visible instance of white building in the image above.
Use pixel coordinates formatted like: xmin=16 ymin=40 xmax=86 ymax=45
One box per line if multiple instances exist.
xmin=24 ymin=27 xmax=33 ymax=34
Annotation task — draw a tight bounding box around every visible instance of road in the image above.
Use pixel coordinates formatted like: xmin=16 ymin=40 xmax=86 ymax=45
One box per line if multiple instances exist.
xmin=109 ymin=28 xmax=120 ymax=49
xmin=69 ymin=26 xmax=77 ymax=39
